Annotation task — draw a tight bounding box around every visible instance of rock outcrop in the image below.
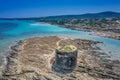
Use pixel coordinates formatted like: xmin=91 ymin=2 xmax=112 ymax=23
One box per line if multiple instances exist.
xmin=1 ymin=36 xmax=120 ymax=80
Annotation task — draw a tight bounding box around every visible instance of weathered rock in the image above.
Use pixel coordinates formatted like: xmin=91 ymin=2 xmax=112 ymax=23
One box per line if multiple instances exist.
xmin=1 ymin=36 xmax=120 ymax=80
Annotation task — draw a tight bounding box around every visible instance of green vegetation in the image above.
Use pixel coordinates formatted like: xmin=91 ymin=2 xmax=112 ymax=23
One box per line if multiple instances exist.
xmin=35 ymin=17 xmax=120 ymax=30
xmin=58 ymin=45 xmax=76 ymax=52
xmin=8 ymin=11 xmax=120 ymax=32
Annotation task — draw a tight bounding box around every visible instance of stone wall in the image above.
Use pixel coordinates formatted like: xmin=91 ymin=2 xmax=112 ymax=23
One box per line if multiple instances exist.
xmin=53 ymin=46 xmax=77 ymax=73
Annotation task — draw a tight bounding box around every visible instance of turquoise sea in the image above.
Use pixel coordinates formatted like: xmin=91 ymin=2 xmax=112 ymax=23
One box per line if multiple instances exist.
xmin=0 ymin=20 xmax=120 ymax=66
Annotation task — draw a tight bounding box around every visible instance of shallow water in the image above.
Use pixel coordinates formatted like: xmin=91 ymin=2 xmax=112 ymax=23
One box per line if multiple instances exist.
xmin=0 ymin=20 xmax=120 ymax=66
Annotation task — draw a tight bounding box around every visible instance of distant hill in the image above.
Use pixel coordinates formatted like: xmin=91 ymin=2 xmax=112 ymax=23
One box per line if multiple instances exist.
xmin=41 ymin=11 xmax=120 ymax=19
xmin=1 ymin=11 xmax=120 ymax=20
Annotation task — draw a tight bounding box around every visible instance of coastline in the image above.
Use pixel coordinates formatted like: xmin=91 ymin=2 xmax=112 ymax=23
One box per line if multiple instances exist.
xmin=60 ymin=25 xmax=120 ymax=40
xmin=1 ymin=36 xmax=120 ymax=80
xmin=43 ymin=22 xmax=120 ymax=40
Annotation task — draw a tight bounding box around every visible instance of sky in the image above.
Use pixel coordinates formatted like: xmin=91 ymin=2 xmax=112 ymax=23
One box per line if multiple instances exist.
xmin=0 ymin=0 xmax=120 ymax=18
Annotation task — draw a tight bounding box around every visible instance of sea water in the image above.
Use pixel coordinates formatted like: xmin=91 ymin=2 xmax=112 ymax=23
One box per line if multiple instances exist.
xmin=0 ymin=20 xmax=120 ymax=66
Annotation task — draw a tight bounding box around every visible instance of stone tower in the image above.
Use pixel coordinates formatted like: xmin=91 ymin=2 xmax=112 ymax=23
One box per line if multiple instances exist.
xmin=52 ymin=45 xmax=77 ymax=73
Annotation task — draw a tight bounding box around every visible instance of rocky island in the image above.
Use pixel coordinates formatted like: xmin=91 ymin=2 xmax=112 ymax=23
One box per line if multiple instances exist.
xmin=1 ymin=36 xmax=120 ymax=80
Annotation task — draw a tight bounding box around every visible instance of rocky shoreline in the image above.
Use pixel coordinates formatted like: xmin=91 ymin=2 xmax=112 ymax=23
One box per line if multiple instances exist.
xmin=1 ymin=36 xmax=120 ymax=80
xmin=59 ymin=25 xmax=120 ymax=40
